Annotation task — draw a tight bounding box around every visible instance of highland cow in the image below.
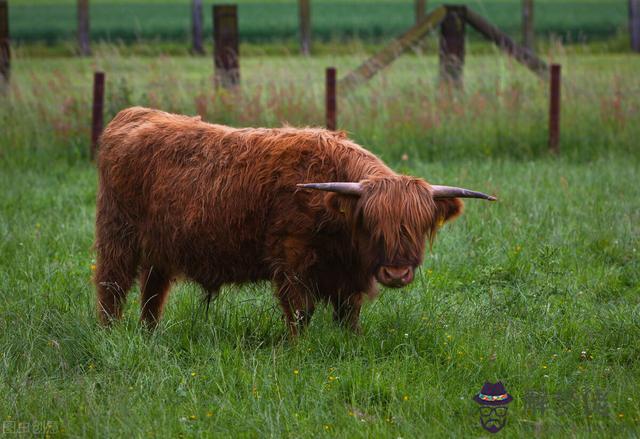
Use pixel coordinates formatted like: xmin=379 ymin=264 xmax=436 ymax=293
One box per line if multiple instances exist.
xmin=95 ymin=107 xmax=496 ymax=334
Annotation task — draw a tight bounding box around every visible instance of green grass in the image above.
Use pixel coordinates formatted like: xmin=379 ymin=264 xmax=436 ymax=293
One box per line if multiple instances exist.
xmin=8 ymin=0 xmax=631 ymax=48
xmin=3 ymin=50 xmax=639 ymax=163
xmin=1 ymin=52 xmax=639 ymax=436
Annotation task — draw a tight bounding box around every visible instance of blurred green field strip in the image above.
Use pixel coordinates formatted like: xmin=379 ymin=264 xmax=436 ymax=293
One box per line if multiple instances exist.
xmin=8 ymin=1 xmax=628 ymax=45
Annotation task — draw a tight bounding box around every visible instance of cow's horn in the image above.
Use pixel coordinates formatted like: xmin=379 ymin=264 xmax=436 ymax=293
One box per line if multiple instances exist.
xmin=431 ymin=185 xmax=497 ymax=201
xmin=297 ymin=182 xmax=363 ymax=196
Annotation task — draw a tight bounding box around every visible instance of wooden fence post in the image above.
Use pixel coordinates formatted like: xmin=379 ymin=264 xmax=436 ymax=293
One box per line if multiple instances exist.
xmin=192 ymin=0 xmax=204 ymax=55
xmin=213 ymin=5 xmax=239 ymax=88
xmin=522 ymin=0 xmax=534 ymax=51
xmin=77 ymin=0 xmax=91 ymax=56
xmin=299 ymin=0 xmax=311 ymax=56
xmin=548 ymin=64 xmax=561 ymax=154
xmin=326 ymin=67 xmax=336 ymax=130
xmin=0 ymin=0 xmax=9 ymax=87
xmin=91 ymin=72 xmax=105 ymax=160
xmin=439 ymin=5 xmax=466 ymax=88
xmin=415 ymin=0 xmax=426 ymax=24
xmin=631 ymin=0 xmax=640 ymax=52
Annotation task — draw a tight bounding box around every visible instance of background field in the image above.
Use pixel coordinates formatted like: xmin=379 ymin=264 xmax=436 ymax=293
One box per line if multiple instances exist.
xmin=3 ymin=51 xmax=639 ymax=163
xmin=8 ymin=0 xmax=631 ymax=48
xmin=1 ymin=47 xmax=639 ymax=435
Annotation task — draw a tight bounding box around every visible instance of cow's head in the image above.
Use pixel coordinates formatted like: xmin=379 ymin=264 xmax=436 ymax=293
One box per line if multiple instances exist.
xmin=298 ymin=176 xmax=496 ymax=288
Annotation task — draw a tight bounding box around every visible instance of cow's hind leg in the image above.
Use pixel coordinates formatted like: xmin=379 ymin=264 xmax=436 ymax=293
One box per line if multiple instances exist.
xmin=95 ymin=239 xmax=139 ymax=325
xmin=139 ymin=267 xmax=172 ymax=328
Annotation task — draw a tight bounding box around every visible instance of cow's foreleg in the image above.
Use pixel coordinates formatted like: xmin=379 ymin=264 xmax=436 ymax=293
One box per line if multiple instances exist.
xmin=331 ymin=293 xmax=363 ymax=334
xmin=95 ymin=241 xmax=138 ymax=325
xmin=139 ymin=266 xmax=172 ymax=328
xmin=276 ymin=279 xmax=316 ymax=337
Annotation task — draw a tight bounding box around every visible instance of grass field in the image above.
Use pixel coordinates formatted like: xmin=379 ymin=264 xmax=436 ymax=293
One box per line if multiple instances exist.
xmin=8 ymin=0 xmax=631 ymax=48
xmin=1 ymin=51 xmax=639 ymax=436
xmin=3 ymin=50 xmax=639 ymax=162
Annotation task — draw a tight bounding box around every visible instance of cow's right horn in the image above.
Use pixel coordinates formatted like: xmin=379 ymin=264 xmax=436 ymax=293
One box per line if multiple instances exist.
xmin=297 ymin=182 xmax=363 ymax=196
xmin=431 ymin=185 xmax=497 ymax=201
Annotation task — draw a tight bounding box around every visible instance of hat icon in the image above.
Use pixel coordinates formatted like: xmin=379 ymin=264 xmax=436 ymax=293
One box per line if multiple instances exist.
xmin=473 ymin=381 xmax=513 ymax=406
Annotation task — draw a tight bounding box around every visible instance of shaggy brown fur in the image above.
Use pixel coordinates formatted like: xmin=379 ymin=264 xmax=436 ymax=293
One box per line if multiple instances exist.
xmin=95 ymin=107 xmax=463 ymax=333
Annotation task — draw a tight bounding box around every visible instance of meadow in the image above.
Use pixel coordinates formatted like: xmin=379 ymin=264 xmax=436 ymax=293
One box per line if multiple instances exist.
xmin=8 ymin=0 xmax=631 ymax=48
xmin=1 ymin=48 xmax=639 ymax=436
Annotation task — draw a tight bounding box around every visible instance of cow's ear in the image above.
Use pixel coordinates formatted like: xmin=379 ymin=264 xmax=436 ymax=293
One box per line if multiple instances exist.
xmin=324 ymin=192 xmax=358 ymax=218
xmin=434 ymin=198 xmax=464 ymax=225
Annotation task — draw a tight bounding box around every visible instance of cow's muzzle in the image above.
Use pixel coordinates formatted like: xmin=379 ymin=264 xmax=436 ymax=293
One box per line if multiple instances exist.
xmin=376 ymin=265 xmax=414 ymax=288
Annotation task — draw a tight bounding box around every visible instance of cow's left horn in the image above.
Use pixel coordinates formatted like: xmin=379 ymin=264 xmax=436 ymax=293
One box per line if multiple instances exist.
xmin=431 ymin=185 xmax=497 ymax=201
xmin=297 ymin=182 xmax=363 ymax=196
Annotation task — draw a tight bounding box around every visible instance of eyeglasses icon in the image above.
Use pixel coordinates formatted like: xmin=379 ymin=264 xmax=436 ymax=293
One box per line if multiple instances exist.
xmin=480 ymin=406 xmax=508 ymax=416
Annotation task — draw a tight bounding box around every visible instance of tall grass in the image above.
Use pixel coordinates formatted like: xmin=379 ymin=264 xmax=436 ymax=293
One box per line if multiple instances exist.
xmin=1 ymin=49 xmax=639 ymax=167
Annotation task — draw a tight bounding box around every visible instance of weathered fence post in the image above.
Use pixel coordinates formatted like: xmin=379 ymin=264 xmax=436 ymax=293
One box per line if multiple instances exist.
xmin=439 ymin=5 xmax=466 ymax=88
xmin=299 ymin=0 xmax=311 ymax=56
xmin=630 ymin=0 xmax=640 ymax=52
xmin=91 ymin=71 xmax=105 ymax=160
xmin=522 ymin=0 xmax=534 ymax=51
xmin=77 ymin=0 xmax=91 ymax=56
xmin=0 ymin=0 xmax=10 ymax=87
xmin=213 ymin=5 xmax=239 ymax=88
xmin=192 ymin=0 xmax=204 ymax=55
xmin=548 ymin=64 xmax=561 ymax=154
xmin=326 ymin=67 xmax=336 ymax=130
xmin=415 ymin=0 xmax=426 ymax=24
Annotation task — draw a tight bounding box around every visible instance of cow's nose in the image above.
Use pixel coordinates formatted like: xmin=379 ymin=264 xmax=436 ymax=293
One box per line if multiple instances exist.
xmin=377 ymin=266 xmax=414 ymax=287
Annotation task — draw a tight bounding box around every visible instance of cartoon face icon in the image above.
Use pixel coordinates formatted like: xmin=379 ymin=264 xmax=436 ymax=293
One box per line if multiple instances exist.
xmin=479 ymin=405 xmax=509 ymax=433
xmin=473 ymin=381 xmax=513 ymax=434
